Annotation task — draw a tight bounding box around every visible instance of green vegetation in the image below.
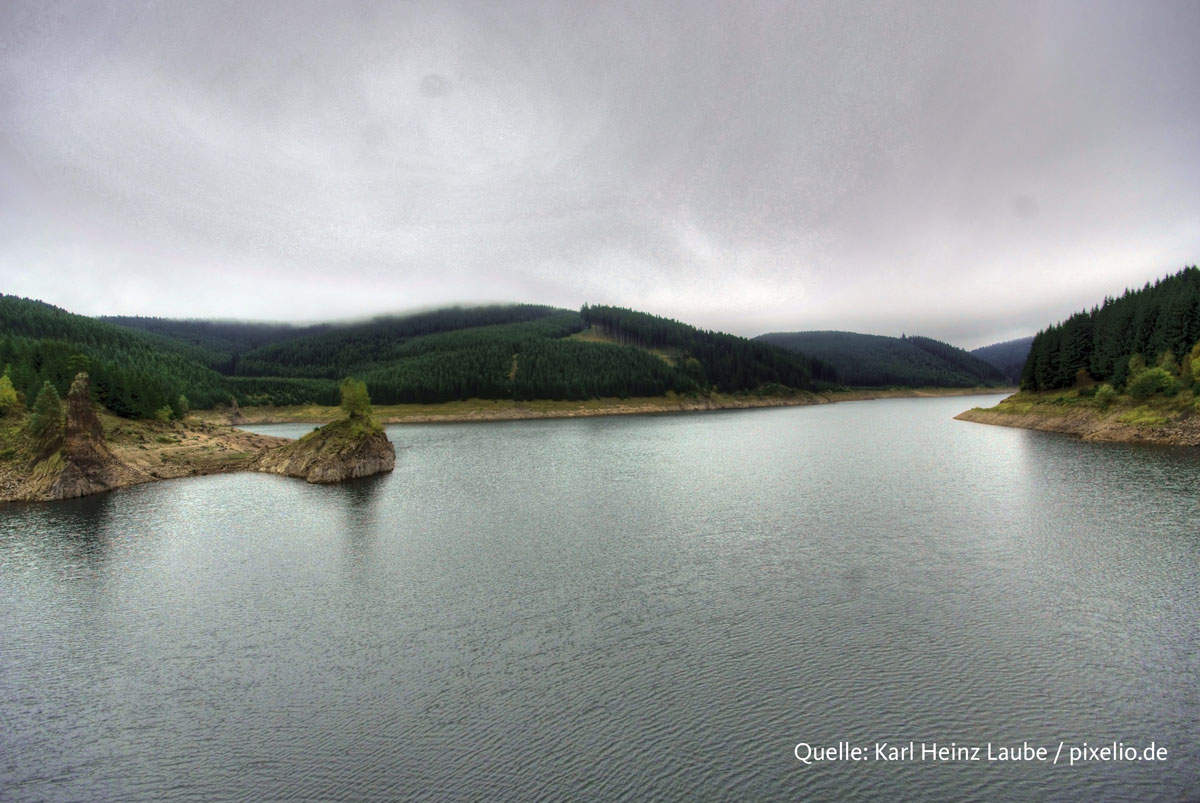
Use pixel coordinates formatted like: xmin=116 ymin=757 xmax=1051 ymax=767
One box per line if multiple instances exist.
xmin=755 ymin=330 xmax=1006 ymax=387
xmin=1 ymin=295 xmax=857 ymax=424
xmin=1022 ymin=266 xmax=1200 ymax=392
xmin=29 ymin=381 xmax=63 ymax=439
xmin=0 ymin=295 xmax=231 ymax=417
xmin=29 ymin=381 xmax=64 ymax=453
xmin=98 ymin=317 xmax=309 ymax=373
xmin=965 ymin=267 xmax=1200 ymax=444
xmin=1127 ymin=366 xmax=1175 ymax=399
xmin=582 ymin=305 xmax=833 ymax=391
xmin=978 ymin=383 xmax=1197 ymax=431
xmin=339 ymin=377 xmax=372 ymax=420
xmin=0 ymin=373 xmax=17 ymax=414
xmin=230 ymin=305 xmax=570 ymax=378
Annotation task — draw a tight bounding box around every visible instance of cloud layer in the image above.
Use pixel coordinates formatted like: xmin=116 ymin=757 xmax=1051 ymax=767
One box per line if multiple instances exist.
xmin=2 ymin=0 xmax=1198 ymax=346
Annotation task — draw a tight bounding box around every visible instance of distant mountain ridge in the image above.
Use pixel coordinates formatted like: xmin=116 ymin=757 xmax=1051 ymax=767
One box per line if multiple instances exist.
xmin=970 ymin=337 xmax=1034 ymax=385
xmin=754 ymin=330 xmax=1007 ymax=388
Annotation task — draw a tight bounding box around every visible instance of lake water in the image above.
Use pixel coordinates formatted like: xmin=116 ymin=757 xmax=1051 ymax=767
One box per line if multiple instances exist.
xmin=1 ymin=395 xmax=1198 ymax=801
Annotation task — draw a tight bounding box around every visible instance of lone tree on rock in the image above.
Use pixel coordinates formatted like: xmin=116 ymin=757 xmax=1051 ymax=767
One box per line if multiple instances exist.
xmin=339 ymin=378 xmax=372 ymax=420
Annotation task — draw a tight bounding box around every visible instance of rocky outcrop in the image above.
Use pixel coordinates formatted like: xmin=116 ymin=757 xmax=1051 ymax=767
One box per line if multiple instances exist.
xmin=255 ymin=416 xmax=395 ymax=483
xmin=228 ymin=396 xmax=245 ymax=425
xmin=32 ymin=373 xmax=148 ymax=500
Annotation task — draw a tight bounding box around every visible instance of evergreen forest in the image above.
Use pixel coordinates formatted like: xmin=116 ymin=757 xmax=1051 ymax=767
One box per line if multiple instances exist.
xmin=1021 ymin=266 xmax=1200 ymax=393
xmin=755 ymin=330 xmax=1007 ymax=388
xmin=0 ymin=297 xmax=844 ymax=419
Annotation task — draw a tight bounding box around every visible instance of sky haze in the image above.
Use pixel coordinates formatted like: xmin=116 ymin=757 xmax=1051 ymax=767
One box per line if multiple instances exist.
xmin=2 ymin=0 xmax=1198 ymax=348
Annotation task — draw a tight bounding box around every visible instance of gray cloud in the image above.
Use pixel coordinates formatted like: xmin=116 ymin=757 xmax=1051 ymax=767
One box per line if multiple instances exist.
xmin=2 ymin=0 xmax=1198 ymax=347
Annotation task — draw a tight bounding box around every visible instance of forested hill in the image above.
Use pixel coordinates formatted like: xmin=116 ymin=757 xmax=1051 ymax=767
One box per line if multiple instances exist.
xmin=225 ymin=304 xmax=837 ymax=403
xmin=971 ymin=337 xmax=1034 ymax=385
xmin=98 ymin=317 xmax=312 ymax=373
xmin=1021 ymin=266 xmax=1200 ymax=391
xmin=100 ymin=304 xmax=564 ymax=374
xmin=230 ymin=304 xmax=567 ymax=379
xmin=1 ymin=297 xmax=836 ymax=418
xmin=580 ymin=305 xmax=838 ymax=390
xmin=754 ymin=330 xmax=1007 ymax=388
xmin=0 ymin=295 xmax=231 ymax=417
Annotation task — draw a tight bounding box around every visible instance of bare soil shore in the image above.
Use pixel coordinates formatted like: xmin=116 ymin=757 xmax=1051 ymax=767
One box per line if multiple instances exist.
xmin=0 ymin=414 xmax=291 ymax=503
xmin=955 ymin=392 xmax=1200 ymax=446
xmin=197 ymin=387 xmax=1011 ymax=427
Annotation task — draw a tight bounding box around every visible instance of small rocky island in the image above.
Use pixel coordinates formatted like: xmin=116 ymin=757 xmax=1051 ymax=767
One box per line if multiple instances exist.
xmin=256 ymin=390 xmax=395 ymax=483
xmin=1 ymin=375 xmax=394 ymax=503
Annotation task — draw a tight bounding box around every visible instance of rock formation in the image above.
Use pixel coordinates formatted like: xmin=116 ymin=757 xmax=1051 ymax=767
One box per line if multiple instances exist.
xmin=35 ymin=373 xmax=147 ymax=499
xmin=256 ymin=416 xmax=395 ymax=483
xmin=228 ymin=396 xmax=244 ymax=425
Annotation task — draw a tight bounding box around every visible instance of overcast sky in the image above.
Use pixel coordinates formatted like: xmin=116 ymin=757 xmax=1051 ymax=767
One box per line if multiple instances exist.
xmin=2 ymin=0 xmax=1198 ymax=348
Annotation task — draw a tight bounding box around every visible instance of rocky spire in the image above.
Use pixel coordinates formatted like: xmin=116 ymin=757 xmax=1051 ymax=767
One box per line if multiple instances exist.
xmin=66 ymin=372 xmax=104 ymax=443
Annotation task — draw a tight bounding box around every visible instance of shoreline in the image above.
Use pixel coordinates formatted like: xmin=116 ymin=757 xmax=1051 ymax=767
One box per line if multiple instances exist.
xmin=199 ymin=387 xmax=1013 ymax=427
xmin=2 ymin=388 xmax=1009 ymax=504
xmin=0 ymin=417 xmax=292 ymax=505
xmin=955 ymin=393 xmax=1200 ymax=446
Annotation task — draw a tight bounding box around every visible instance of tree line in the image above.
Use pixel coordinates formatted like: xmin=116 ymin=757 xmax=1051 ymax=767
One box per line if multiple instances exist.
xmin=1021 ymin=266 xmax=1200 ymax=392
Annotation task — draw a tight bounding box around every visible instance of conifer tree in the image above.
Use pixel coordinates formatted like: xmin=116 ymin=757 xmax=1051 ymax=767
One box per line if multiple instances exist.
xmin=29 ymin=381 xmax=64 ymax=445
xmin=0 ymin=373 xmax=17 ymax=415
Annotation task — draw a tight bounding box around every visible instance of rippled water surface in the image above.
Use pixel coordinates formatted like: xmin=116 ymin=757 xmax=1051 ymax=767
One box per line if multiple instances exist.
xmin=2 ymin=396 xmax=1198 ymax=801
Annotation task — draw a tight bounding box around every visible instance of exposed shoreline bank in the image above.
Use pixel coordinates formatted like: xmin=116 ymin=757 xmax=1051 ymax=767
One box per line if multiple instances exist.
xmin=198 ymin=387 xmax=1012 ymax=427
xmin=955 ymin=393 xmax=1200 ymax=446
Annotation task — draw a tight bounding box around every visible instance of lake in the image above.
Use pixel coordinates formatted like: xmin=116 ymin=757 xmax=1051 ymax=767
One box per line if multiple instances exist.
xmin=1 ymin=395 xmax=1197 ymax=801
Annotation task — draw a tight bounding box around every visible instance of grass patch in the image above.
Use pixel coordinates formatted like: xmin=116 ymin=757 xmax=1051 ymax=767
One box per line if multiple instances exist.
xmin=975 ymin=388 xmax=1195 ymax=430
xmin=1117 ymin=409 xmax=1169 ymax=427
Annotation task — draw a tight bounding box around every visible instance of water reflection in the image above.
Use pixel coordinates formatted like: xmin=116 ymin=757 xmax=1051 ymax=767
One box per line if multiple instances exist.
xmin=330 ymin=472 xmax=391 ymax=577
xmin=0 ymin=492 xmax=117 ymax=578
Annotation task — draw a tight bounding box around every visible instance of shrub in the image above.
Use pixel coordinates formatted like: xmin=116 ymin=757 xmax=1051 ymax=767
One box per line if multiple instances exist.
xmin=1157 ymin=350 xmax=1180 ymax=376
xmin=0 ymin=374 xmax=17 ymax=415
xmin=1094 ymin=384 xmax=1117 ymax=408
xmin=1127 ymin=367 xmax=1173 ymax=399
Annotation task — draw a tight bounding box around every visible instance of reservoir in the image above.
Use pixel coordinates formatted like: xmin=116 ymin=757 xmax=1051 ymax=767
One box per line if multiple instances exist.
xmin=2 ymin=395 xmax=1197 ymax=801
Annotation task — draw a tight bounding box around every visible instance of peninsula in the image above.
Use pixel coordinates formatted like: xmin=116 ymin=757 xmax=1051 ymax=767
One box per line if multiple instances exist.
xmin=957 ymin=266 xmax=1200 ymax=446
xmin=0 ymin=374 xmax=395 ymax=503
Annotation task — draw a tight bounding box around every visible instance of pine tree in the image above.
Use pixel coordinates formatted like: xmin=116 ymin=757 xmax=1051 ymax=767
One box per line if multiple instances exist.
xmin=29 ymin=381 xmax=64 ymax=445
